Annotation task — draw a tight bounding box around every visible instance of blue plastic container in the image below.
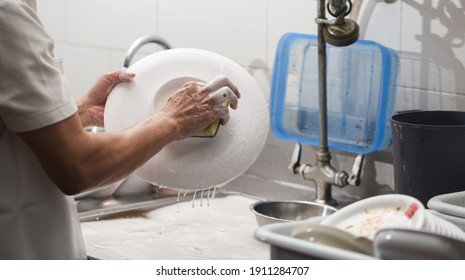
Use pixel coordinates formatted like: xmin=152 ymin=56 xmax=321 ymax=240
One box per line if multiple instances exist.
xmin=270 ymin=33 xmax=399 ymax=154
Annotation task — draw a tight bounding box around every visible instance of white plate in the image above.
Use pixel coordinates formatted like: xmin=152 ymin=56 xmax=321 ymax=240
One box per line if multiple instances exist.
xmin=427 ymin=209 xmax=465 ymax=231
xmin=291 ymin=223 xmax=373 ymax=255
xmin=424 ymin=210 xmax=465 ymax=241
xmin=104 ymin=48 xmax=269 ymax=190
xmin=427 ymin=191 xmax=465 ymax=218
xmin=321 ymin=194 xmax=425 ymax=240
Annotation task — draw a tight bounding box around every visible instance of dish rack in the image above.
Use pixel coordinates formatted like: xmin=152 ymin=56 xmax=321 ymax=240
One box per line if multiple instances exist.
xmin=270 ymin=33 xmax=399 ymax=154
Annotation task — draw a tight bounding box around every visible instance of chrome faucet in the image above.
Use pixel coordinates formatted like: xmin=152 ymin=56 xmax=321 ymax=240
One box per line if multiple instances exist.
xmin=123 ymin=35 xmax=172 ymax=67
xmin=289 ymin=143 xmax=363 ymax=206
xmin=287 ymin=0 xmax=363 ymax=206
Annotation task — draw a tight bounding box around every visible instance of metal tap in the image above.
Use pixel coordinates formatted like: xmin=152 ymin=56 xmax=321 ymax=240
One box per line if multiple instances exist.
xmin=123 ymin=35 xmax=172 ymax=68
xmin=287 ymin=0 xmax=363 ymax=206
xmin=289 ymin=143 xmax=363 ymax=206
xmin=316 ymin=0 xmax=359 ymax=47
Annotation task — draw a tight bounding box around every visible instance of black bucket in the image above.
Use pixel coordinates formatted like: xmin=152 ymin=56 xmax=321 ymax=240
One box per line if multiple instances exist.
xmin=391 ymin=111 xmax=465 ymax=205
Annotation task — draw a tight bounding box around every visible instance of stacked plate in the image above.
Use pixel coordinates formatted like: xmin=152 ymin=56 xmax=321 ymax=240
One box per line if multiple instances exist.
xmin=424 ymin=210 xmax=465 ymax=241
xmin=428 ymin=191 xmax=465 ymax=232
xmin=321 ymin=194 xmax=465 ymax=242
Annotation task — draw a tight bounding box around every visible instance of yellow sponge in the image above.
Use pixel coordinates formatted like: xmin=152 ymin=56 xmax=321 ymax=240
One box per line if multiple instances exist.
xmin=194 ymin=119 xmax=221 ymax=138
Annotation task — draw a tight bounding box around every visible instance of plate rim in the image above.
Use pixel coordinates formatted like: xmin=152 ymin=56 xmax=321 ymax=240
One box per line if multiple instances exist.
xmin=104 ymin=48 xmax=269 ymax=190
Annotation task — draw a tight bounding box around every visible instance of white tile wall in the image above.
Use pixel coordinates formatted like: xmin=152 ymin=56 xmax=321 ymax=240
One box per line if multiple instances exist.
xmin=36 ymin=1 xmax=66 ymax=41
xmin=267 ymin=0 xmax=317 ymax=64
xmin=36 ymin=0 xmax=465 ymax=200
xmin=158 ymin=0 xmax=268 ymax=67
xmin=54 ymin=43 xmax=111 ymax=97
xmin=66 ymin=0 xmax=158 ymax=50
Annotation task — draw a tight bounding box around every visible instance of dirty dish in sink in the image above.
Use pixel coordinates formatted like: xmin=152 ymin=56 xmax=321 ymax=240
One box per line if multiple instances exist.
xmin=291 ymin=223 xmax=373 ymax=255
xmin=105 ymin=48 xmax=269 ymax=190
xmin=321 ymin=194 xmax=425 ymax=240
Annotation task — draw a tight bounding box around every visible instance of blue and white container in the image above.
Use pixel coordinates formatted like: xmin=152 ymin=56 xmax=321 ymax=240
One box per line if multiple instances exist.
xmin=270 ymin=33 xmax=399 ymax=154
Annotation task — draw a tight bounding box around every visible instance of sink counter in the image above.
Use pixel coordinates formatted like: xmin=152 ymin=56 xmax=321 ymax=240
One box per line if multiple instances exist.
xmin=77 ymin=173 xmax=360 ymax=260
xmin=80 ymin=193 xmax=269 ymax=260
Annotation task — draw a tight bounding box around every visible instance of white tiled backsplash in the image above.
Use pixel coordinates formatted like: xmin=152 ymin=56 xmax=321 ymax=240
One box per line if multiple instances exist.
xmin=37 ymin=0 xmax=465 ymax=199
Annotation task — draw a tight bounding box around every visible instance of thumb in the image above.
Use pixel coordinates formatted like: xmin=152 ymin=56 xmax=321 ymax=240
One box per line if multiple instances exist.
xmin=117 ymin=68 xmax=136 ymax=82
xmin=99 ymin=70 xmax=136 ymax=95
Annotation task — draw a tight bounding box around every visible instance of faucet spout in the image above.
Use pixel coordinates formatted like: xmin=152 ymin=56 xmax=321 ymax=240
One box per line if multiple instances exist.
xmin=123 ymin=35 xmax=172 ymax=68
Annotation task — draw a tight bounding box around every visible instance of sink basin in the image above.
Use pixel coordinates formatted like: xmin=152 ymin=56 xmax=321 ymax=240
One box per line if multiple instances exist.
xmin=77 ymin=190 xmax=190 ymax=222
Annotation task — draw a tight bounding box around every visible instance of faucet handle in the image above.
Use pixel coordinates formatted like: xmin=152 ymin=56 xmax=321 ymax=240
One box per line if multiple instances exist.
xmin=347 ymin=154 xmax=364 ymax=186
xmin=288 ymin=143 xmax=302 ymax=174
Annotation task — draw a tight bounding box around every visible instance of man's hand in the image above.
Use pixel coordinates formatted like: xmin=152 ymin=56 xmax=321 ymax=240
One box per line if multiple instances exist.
xmin=77 ymin=69 xmax=135 ymax=127
xmin=159 ymin=75 xmax=240 ymax=140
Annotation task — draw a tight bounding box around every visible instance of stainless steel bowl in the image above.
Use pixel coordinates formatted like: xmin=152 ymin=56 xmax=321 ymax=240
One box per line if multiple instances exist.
xmin=250 ymin=200 xmax=337 ymax=226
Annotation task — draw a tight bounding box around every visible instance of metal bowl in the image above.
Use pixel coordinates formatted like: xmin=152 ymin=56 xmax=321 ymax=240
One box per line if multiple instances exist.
xmin=250 ymin=200 xmax=337 ymax=226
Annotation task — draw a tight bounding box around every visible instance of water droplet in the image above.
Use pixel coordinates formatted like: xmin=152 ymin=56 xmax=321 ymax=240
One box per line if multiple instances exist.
xmin=200 ymin=189 xmax=205 ymax=207
xmin=191 ymin=190 xmax=197 ymax=208
xmin=212 ymin=187 xmax=217 ymax=199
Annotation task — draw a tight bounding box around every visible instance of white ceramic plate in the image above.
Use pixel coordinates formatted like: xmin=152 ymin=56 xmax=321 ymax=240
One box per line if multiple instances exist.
xmin=424 ymin=210 xmax=465 ymax=241
xmin=427 ymin=191 xmax=465 ymax=218
xmin=291 ymin=223 xmax=373 ymax=255
xmin=321 ymin=194 xmax=425 ymax=240
xmin=427 ymin=209 xmax=465 ymax=231
xmin=104 ymin=48 xmax=269 ymax=190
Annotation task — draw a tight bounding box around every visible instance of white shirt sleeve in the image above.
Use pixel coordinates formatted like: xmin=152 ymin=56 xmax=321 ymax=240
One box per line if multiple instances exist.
xmin=0 ymin=0 xmax=77 ymax=132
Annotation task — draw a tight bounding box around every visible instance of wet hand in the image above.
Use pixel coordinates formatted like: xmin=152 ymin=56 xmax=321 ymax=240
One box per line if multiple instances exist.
xmin=159 ymin=74 xmax=240 ymax=140
xmin=77 ymin=69 xmax=135 ymax=127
